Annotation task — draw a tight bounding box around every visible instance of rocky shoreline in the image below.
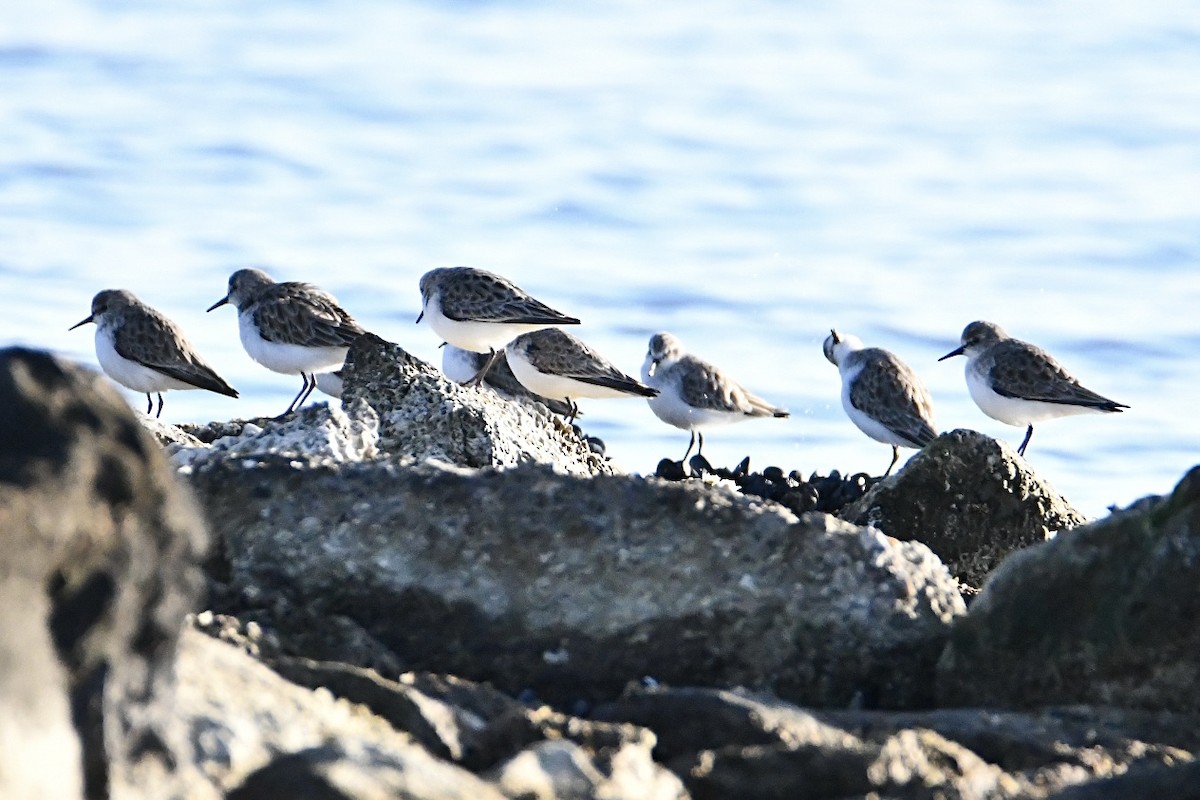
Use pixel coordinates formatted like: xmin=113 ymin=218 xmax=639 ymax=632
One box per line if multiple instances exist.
xmin=2 ymin=339 xmax=1198 ymax=799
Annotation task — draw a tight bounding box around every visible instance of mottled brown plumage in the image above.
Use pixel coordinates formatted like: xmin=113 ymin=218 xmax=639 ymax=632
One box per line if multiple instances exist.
xmin=420 ymin=267 xmax=580 ymax=325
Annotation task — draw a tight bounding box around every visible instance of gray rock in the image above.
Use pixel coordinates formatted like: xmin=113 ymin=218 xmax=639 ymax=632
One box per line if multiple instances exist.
xmin=0 ymin=348 xmax=207 ymax=799
xmin=340 ymin=333 xmax=613 ymax=476
xmin=489 ymin=738 xmax=687 ymax=800
xmin=168 ymin=402 xmax=381 ymax=470
xmin=599 ymin=685 xmax=1200 ymax=799
xmin=266 ymin=650 xmax=688 ymax=796
xmin=840 ymin=429 xmax=1086 ymax=589
xmin=187 ymin=456 xmax=964 ymax=709
xmin=175 ymin=629 xmax=505 ymax=799
xmin=937 ymin=466 xmax=1200 ymax=712
xmin=1045 ymin=761 xmax=1200 ymax=800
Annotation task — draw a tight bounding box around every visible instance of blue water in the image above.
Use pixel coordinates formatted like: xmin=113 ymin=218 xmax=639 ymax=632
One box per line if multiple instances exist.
xmin=3 ymin=1 xmax=1199 ymax=517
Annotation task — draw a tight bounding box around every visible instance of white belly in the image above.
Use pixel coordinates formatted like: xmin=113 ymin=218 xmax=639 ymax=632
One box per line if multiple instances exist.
xmin=239 ymin=312 xmax=348 ymax=375
xmin=841 ymin=373 xmax=911 ymax=446
xmin=441 ymin=345 xmax=483 ymax=383
xmin=423 ymin=295 xmax=554 ymax=353
xmin=314 ymin=371 xmax=344 ymax=399
xmin=644 ymin=382 xmax=744 ymax=431
xmin=506 ymin=346 xmax=635 ymax=401
xmin=966 ymin=364 xmax=1101 ymax=425
xmin=95 ymin=327 xmax=193 ymax=393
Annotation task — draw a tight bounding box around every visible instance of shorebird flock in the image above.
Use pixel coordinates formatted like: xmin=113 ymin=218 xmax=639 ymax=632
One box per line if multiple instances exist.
xmin=71 ymin=266 xmax=1128 ymax=473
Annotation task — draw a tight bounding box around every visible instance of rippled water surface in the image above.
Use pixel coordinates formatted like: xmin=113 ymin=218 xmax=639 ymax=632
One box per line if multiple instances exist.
xmin=3 ymin=1 xmax=1199 ymax=516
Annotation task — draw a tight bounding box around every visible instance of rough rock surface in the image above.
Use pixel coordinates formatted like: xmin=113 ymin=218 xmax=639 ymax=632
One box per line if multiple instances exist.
xmin=164 ymin=333 xmax=611 ymax=477
xmin=174 ymin=628 xmax=509 ymax=799
xmin=840 ymin=429 xmax=1087 ymax=589
xmin=0 ymin=348 xmax=207 ymax=799
xmin=938 ymin=467 xmax=1200 ymax=712
xmin=187 ymin=458 xmax=965 ymax=709
xmin=171 ymin=402 xmax=381 ymax=468
xmin=342 ymin=333 xmax=613 ymax=476
xmin=596 ymin=686 xmax=1200 ymax=800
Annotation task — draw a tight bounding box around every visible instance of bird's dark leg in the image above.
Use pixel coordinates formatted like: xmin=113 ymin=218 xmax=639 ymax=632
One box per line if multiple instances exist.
xmin=468 ymin=350 xmax=501 ymax=388
xmin=155 ymin=393 xmax=165 ymax=419
xmin=297 ymin=372 xmax=318 ymax=409
xmin=1017 ymin=424 xmax=1034 ymax=456
xmin=144 ymin=393 xmax=153 ymax=415
xmin=566 ymin=399 xmax=579 ymax=425
xmin=282 ymin=373 xmax=313 ymax=417
xmin=883 ymin=445 xmax=899 ymax=477
xmin=682 ymin=431 xmax=696 ymax=462
xmin=695 ymin=432 xmax=705 ymax=458
xmin=468 ymin=349 xmax=502 ymax=386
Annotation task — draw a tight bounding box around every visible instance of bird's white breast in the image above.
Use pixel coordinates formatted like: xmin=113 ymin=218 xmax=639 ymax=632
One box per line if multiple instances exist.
xmin=441 ymin=345 xmax=482 ymax=383
xmin=95 ymin=326 xmax=192 ymax=393
xmin=506 ymin=345 xmax=634 ymax=401
xmin=423 ymin=294 xmax=555 ymax=353
xmin=966 ymin=360 xmax=1101 ymax=425
xmin=643 ymin=367 xmax=744 ymax=431
xmin=238 ymin=311 xmax=347 ymax=374
xmin=840 ymin=360 xmax=908 ymax=445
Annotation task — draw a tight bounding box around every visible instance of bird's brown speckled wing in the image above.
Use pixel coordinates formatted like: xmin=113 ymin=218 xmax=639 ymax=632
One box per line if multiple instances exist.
xmin=438 ymin=271 xmax=580 ymax=325
xmin=481 ymin=351 xmax=578 ymax=417
xmin=113 ymin=308 xmax=238 ymax=396
xmin=848 ymin=349 xmax=937 ymax=447
xmin=675 ymin=355 xmax=785 ymax=417
xmin=985 ymin=340 xmax=1125 ymax=409
xmin=253 ymin=283 xmax=365 ymax=347
xmin=524 ymin=330 xmax=655 ymax=396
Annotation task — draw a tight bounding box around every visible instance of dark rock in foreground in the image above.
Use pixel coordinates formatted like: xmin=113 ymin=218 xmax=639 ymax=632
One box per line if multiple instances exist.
xmin=841 ymin=429 xmax=1086 ymax=589
xmin=596 ymin=685 xmax=1200 ymax=799
xmin=0 ymin=348 xmax=207 ymax=798
xmin=187 ymin=458 xmax=965 ymax=710
xmin=938 ymin=467 xmax=1200 ymax=713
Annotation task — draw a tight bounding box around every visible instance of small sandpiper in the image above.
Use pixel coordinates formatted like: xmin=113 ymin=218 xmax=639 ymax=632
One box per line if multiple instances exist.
xmin=504 ymin=328 xmax=657 ymax=422
xmin=417 ymin=266 xmax=580 ymax=384
xmin=70 ymin=289 xmax=238 ymax=417
xmin=823 ymin=330 xmax=938 ymax=476
xmin=208 ymin=268 xmax=365 ymax=416
xmin=641 ymin=331 xmax=789 ymax=461
xmin=939 ymin=320 xmax=1128 ymax=455
xmin=441 ymin=344 xmax=577 ymax=418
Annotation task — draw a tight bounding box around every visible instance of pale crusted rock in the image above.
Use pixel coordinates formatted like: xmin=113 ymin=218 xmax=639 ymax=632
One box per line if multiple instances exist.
xmin=340 ymin=333 xmax=613 ymax=477
xmin=169 ymin=401 xmax=380 ymax=469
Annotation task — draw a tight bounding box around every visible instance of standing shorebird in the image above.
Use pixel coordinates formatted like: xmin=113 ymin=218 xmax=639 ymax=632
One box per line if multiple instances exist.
xmin=70 ymin=289 xmax=238 ymax=417
xmin=939 ymin=320 xmax=1128 ymax=455
xmin=505 ymin=328 xmax=657 ymax=423
xmin=640 ymin=332 xmax=789 ymax=461
xmin=208 ymin=268 xmax=365 ymax=416
xmin=417 ymin=267 xmax=581 ymax=385
xmin=823 ymin=330 xmax=938 ymax=476
xmin=441 ymin=344 xmax=578 ymax=418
